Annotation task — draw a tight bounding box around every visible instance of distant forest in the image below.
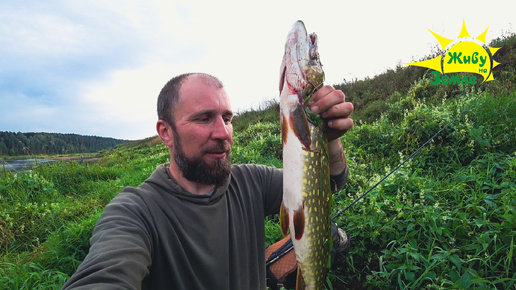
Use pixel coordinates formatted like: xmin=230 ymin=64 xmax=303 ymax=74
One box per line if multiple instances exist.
xmin=0 ymin=131 xmax=129 ymax=156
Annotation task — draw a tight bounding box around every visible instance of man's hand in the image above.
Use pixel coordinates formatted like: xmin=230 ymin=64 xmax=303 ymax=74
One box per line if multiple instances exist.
xmin=309 ymin=85 xmax=354 ymax=141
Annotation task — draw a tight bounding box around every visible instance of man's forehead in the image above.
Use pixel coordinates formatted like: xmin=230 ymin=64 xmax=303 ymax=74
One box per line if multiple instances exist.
xmin=177 ymin=77 xmax=231 ymax=111
xmin=182 ymin=74 xmax=222 ymax=89
xmin=179 ymin=76 xmax=221 ymax=97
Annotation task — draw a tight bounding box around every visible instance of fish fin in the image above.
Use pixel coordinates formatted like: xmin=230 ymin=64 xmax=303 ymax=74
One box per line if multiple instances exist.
xmin=296 ymin=266 xmax=306 ymax=290
xmin=279 ymin=64 xmax=286 ymax=93
xmin=289 ymin=103 xmax=311 ymax=150
xmin=293 ymin=204 xmax=305 ymax=240
xmin=281 ymin=113 xmax=288 ymax=147
xmin=280 ymin=202 xmax=289 ymax=237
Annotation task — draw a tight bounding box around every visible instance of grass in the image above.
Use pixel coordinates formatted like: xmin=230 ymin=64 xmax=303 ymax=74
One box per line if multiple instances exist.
xmin=0 ymin=33 xmax=514 ymax=289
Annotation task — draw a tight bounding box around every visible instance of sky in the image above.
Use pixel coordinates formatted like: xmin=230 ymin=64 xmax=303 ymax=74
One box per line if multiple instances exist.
xmin=1 ymin=0 xmax=513 ymax=140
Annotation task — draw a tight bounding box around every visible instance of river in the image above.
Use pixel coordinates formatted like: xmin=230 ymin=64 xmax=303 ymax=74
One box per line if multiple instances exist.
xmin=0 ymin=158 xmax=57 ymax=172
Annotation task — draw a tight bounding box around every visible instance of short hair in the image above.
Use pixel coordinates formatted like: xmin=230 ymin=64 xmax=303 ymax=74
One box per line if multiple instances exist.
xmin=157 ymin=73 xmax=224 ymax=126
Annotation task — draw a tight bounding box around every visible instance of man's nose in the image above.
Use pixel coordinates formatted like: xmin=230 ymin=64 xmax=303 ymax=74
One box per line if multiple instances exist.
xmin=211 ymin=116 xmax=232 ymax=140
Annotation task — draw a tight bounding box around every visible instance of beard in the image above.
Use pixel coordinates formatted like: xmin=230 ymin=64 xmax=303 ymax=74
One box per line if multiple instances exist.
xmin=172 ymin=130 xmax=231 ymax=186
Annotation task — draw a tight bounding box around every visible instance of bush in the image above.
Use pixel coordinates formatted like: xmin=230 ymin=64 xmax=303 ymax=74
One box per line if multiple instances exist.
xmin=1 ymin=32 xmax=515 ymax=290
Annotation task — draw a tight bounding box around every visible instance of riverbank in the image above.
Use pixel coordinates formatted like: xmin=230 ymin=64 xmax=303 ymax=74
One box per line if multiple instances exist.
xmin=0 ymin=158 xmax=56 ymax=171
xmin=0 ymin=154 xmax=101 ymax=172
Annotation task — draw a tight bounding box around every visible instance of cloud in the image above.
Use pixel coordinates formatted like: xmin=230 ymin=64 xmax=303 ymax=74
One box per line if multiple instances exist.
xmin=2 ymin=92 xmax=58 ymax=132
xmin=0 ymin=0 xmax=514 ymax=140
xmin=0 ymin=0 xmax=199 ymax=139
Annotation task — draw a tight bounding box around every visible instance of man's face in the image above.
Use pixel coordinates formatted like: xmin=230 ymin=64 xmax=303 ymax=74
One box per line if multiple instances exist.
xmin=171 ymin=78 xmax=234 ymax=185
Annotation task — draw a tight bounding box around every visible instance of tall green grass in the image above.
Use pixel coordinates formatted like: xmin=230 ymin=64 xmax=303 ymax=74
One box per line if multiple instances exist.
xmin=0 ymin=140 xmax=170 ymax=289
xmin=0 ymin=33 xmax=514 ymax=290
xmin=333 ymin=89 xmax=515 ymax=288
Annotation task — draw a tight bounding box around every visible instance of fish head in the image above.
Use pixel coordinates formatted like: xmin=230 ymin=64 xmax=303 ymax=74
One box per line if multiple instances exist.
xmin=279 ymin=20 xmax=324 ymax=107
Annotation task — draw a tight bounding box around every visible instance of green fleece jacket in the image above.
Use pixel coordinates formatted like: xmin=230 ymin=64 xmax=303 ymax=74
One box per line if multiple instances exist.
xmin=63 ymin=163 xmax=348 ymax=289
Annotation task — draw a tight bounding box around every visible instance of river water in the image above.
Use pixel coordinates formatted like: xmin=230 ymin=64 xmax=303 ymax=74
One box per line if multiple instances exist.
xmin=0 ymin=159 xmax=57 ymax=172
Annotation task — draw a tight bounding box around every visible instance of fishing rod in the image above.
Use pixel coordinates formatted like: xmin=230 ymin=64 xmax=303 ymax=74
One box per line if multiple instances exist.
xmin=332 ymin=91 xmax=468 ymax=221
xmin=267 ymin=90 xmax=470 ymax=267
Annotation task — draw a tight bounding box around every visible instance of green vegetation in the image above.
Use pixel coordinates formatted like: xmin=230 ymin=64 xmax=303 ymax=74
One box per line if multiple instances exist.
xmin=1 ymin=34 xmax=514 ymax=289
xmin=0 ymin=132 xmax=129 ymax=156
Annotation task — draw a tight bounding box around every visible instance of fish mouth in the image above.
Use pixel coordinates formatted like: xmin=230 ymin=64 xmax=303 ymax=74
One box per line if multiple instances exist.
xmin=309 ymin=33 xmax=316 ymax=44
xmin=279 ymin=20 xmax=310 ymax=94
xmin=309 ymin=33 xmax=318 ymax=59
xmin=279 ymin=20 xmax=322 ymax=109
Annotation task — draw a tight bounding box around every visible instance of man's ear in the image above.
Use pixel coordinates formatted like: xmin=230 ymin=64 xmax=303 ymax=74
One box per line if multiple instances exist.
xmin=156 ymin=120 xmax=174 ymax=147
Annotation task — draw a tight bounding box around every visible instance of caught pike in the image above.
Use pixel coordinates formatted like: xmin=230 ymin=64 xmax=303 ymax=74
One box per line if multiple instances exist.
xmin=279 ymin=20 xmax=332 ymax=289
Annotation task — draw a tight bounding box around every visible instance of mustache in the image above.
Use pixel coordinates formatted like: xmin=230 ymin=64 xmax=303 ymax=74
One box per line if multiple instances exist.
xmin=203 ymin=141 xmax=231 ymax=153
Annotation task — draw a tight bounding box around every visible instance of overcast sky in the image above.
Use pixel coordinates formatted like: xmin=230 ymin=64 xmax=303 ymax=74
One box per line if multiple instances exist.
xmin=1 ymin=0 xmax=513 ymax=140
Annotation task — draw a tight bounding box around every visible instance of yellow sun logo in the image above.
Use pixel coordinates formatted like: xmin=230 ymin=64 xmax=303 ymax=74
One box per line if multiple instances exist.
xmin=402 ymin=20 xmax=501 ymax=83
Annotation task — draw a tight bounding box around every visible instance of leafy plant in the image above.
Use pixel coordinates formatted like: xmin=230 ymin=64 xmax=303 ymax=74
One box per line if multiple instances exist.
xmin=1 ymin=31 xmax=515 ymax=290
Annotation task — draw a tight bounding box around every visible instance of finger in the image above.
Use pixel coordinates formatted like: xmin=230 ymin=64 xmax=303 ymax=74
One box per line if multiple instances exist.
xmin=321 ymin=102 xmax=354 ymax=119
xmin=328 ymin=117 xmax=354 ymax=132
xmin=309 ymin=85 xmax=335 ymax=105
xmin=327 ymin=118 xmax=354 ymax=141
xmin=310 ymin=88 xmax=345 ymax=115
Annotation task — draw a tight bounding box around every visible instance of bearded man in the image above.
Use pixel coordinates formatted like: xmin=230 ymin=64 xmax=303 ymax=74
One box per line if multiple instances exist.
xmin=63 ymin=73 xmax=354 ymax=289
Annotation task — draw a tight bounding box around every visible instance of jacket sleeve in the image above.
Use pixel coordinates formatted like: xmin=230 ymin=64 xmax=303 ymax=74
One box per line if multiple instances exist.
xmin=330 ymin=165 xmax=349 ymax=193
xmin=62 ymin=190 xmax=153 ymax=290
xmin=258 ymin=165 xmax=284 ymax=217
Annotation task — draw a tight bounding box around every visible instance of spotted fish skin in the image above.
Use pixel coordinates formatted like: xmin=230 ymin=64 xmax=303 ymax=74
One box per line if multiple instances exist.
xmin=279 ymin=20 xmax=331 ymax=290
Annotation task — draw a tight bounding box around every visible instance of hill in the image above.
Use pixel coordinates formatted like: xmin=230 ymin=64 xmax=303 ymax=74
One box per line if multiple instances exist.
xmin=0 ymin=33 xmax=514 ymax=289
xmin=0 ymin=132 xmax=129 ymax=156
xmin=233 ymin=32 xmax=515 ymax=131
